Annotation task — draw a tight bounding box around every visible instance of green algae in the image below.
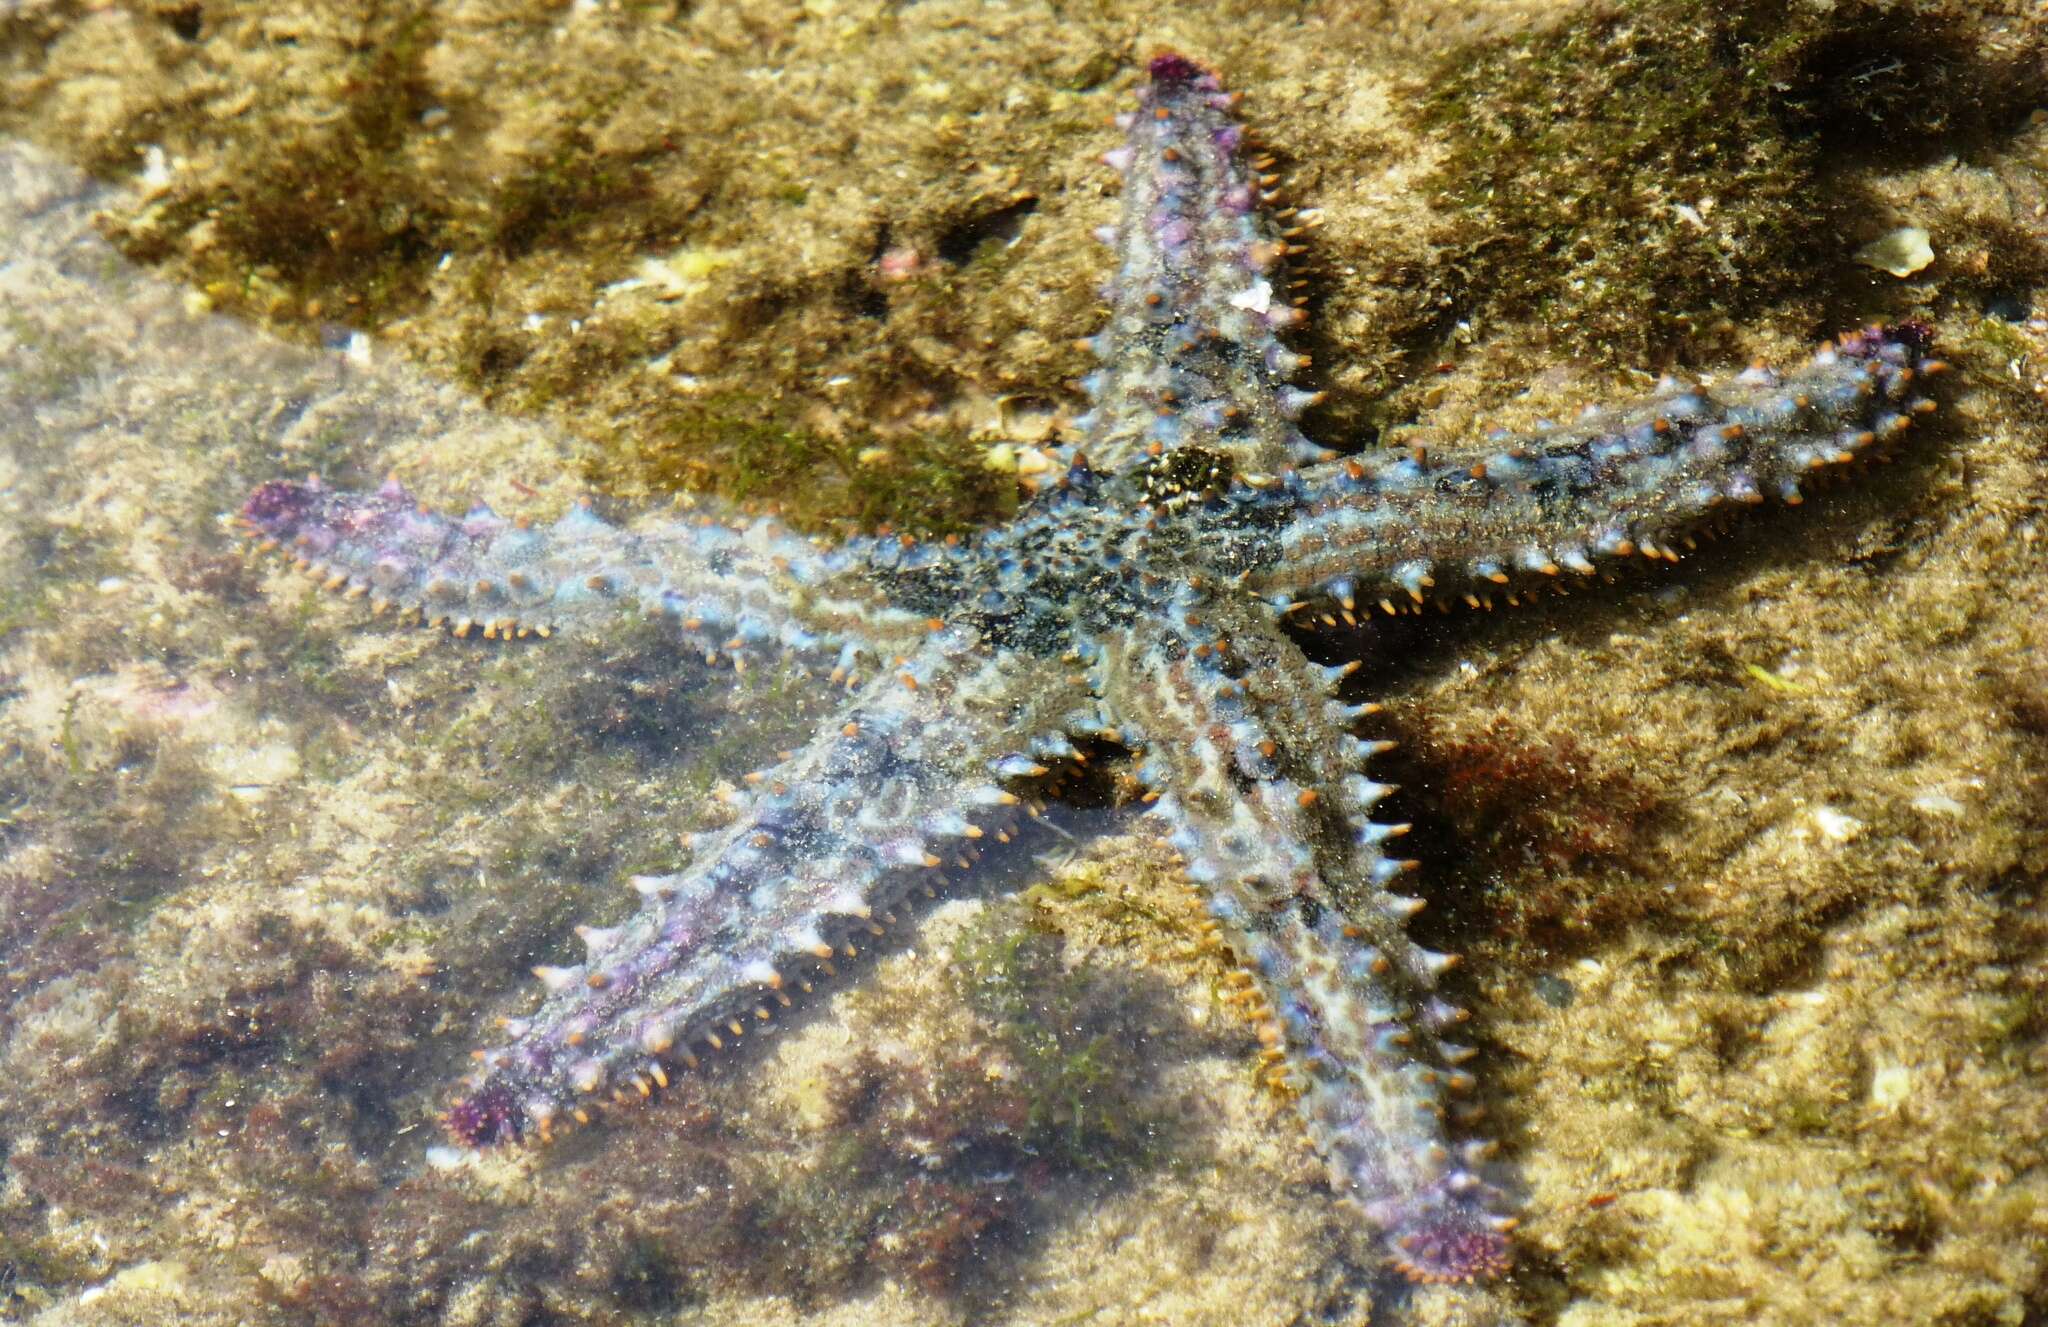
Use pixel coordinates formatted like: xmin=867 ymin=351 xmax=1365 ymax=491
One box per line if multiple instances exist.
xmin=0 ymin=5 xmax=2046 ymax=1326
xmin=91 ymin=3 xmax=452 ymax=327
xmin=1972 ymin=314 xmax=2034 ymax=359
xmin=0 ymin=1 xmax=1109 ymax=533
xmin=0 ymin=312 xmax=104 ymax=407
xmin=1415 ymin=0 xmax=2048 ymax=364
xmin=949 ymin=908 xmax=1173 ymax=1174
xmin=0 ymin=705 xmax=221 ymax=944
xmin=593 ymin=391 xmax=1014 ymax=537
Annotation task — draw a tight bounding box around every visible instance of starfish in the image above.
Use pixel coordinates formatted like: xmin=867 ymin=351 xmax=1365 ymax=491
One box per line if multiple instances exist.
xmin=235 ymin=53 xmax=1949 ymax=1287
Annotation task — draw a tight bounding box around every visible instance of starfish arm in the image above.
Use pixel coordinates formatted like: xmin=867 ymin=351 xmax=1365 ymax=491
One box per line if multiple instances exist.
xmin=1260 ymin=326 xmax=1949 ymax=615
xmin=1078 ymin=55 xmax=1324 ymax=477
xmin=236 ymin=475 xmax=938 ymax=668
xmin=445 ymin=624 xmax=1100 ymax=1146
xmin=1091 ymin=586 xmax=1515 ymax=1284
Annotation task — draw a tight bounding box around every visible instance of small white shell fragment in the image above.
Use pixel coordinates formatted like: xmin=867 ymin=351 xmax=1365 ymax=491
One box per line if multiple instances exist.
xmin=1869 ymin=1062 xmax=1913 ymax=1112
xmin=1853 ymin=226 xmax=1933 ymax=278
xmin=1810 ymin=806 xmax=1864 ymax=843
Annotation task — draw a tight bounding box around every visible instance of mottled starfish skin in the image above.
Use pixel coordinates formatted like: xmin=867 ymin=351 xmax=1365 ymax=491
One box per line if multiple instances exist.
xmin=237 ymin=54 xmax=1950 ymax=1286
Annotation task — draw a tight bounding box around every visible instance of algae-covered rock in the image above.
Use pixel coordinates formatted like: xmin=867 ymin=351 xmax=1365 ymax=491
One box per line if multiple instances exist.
xmin=1 ymin=3 xmax=2045 ymax=1325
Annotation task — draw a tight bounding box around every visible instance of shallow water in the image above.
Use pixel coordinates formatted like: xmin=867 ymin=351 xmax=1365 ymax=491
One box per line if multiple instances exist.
xmin=3 ymin=22 xmax=2046 ymax=1325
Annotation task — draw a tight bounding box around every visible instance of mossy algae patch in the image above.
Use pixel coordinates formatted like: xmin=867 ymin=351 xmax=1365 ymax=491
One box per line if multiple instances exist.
xmin=0 ymin=1 xmax=1137 ymax=534
xmin=1415 ymin=0 xmax=2048 ymax=365
xmin=21 ymin=3 xmax=458 ymax=325
xmin=591 ymin=391 xmax=1014 ymax=539
xmin=1501 ymin=898 xmax=2048 ymax=1327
